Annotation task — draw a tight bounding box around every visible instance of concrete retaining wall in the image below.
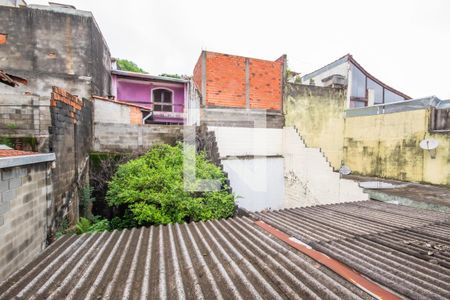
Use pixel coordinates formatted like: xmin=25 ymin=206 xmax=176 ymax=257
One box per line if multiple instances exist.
xmin=0 ymin=153 xmax=54 ymax=281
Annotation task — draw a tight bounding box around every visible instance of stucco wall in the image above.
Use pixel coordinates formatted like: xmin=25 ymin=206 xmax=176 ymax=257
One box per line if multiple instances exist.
xmin=209 ymin=126 xmax=283 ymax=157
xmin=285 ymin=84 xmax=450 ymax=185
xmin=93 ymin=98 xmax=143 ymax=125
xmin=223 ymin=157 xmax=285 ymax=212
xmin=344 ymin=110 xmax=450 ymax=185
xmin=285 ymin=84 xmax=346 ymax=170
xmin=0 ymin=5 xmax=111 ymax=98
xmin=115 ymin=78 xmax=185 ymax=113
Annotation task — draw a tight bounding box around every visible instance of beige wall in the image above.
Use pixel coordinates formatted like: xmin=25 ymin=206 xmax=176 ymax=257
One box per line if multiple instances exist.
xmin=285 ymin=84 xmax=346 ymax=170
xmin=285 ymin=83 xmax=450 ymax=186
xmin=344 ymin=109 xmax=450 ymax=185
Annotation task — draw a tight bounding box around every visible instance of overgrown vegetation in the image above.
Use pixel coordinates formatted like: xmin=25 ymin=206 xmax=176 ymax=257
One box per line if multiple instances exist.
xmin=67 ymin=144 xmax=235 ymax=236
xmin=76 ymin=217 xmax=110 ymax=234
xmin=116 ymin=58 xmax=147 ymax=73
xmin=0 ymin=136 xmax=38 ymax=151
xmin=106 ymin=144 xmax=235 ymax=225
xmin=79 ymin=185 xmax=95 ymax=220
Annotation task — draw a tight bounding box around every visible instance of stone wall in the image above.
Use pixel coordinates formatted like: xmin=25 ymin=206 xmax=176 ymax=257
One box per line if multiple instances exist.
xmin=48 ymin=87 xmax=93 ymax=233
xmin=0 ymin=154 xmax=54 ymax=281
xmin=93 ymin=123 xmax=183 ymax=153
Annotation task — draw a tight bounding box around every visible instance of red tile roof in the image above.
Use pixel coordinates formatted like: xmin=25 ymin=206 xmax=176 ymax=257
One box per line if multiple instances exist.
xmin=0 ymin=149 xmax=37 ymax=157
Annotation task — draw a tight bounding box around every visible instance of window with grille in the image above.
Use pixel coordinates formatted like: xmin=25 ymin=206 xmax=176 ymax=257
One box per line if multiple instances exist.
xmin=152 ymin=89 xmax=173 ymax=112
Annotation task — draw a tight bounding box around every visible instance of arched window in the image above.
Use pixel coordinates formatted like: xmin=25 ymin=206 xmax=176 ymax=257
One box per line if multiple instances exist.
xmin=152 ymin=88 xmax=173 ymax=112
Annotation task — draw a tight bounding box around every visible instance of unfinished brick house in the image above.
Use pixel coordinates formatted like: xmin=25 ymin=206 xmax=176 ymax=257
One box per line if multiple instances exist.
xmin=192 ymin=51 xmax=286 ymax=128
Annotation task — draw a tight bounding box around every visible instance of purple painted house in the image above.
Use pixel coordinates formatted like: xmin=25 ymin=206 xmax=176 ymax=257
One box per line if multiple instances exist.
xmin=111 ymin=69 xmax=188 ymax=124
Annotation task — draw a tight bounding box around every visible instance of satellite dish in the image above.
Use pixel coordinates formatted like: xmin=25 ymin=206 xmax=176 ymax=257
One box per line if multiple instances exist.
xmin=339 ymin=165 xmax=352 ymax=175
xmin=419 ymin=139 xmax=439 ymax=150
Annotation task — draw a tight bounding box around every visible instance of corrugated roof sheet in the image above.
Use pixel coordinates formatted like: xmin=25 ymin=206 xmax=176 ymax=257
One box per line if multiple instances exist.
xmin=0 ymin=217 xmax=372 ymax=300
xmin=253 ymin=200 xmax=450 ymax=299
xmin=0 ymin=70 xmax=27 ymax=87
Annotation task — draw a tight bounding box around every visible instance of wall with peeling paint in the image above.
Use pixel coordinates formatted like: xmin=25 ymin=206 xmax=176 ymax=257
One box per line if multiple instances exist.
xmin=0 ymin=5 xmax=111 ymax=98
xmin=285 ymin=84 xmax=450 ymax=186
xmin=285 ymin=84 xmax=346 ymax=170
xmin=344 ymin=110 xmax=450 ymax=186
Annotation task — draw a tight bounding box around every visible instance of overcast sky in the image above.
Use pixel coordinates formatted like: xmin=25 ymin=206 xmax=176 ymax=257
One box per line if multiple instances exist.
xmin=31 ymin=0 xmax=450 ymax=99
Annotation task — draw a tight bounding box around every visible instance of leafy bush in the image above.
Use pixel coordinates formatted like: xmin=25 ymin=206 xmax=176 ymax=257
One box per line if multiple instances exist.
xmin=106 ymin=144 xmax=235 ymax=225
xmin=116 ymin=58 xmax=147 ymax=73
xmin=75 ymin=217 xmax=91 ymax=234
xmin=75 ymin=217 xmax=111 ymax=234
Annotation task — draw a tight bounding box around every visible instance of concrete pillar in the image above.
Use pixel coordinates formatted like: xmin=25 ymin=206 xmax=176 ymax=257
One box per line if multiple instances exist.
xmin=245 ymin=58 xmax=250 ymax=109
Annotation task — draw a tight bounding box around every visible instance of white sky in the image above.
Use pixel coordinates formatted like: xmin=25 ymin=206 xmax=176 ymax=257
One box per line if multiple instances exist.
xmin=31 ymin=0 xmax=450 ymax=99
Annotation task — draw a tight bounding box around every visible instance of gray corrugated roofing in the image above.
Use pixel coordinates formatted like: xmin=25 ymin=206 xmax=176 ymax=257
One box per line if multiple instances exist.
xmin=0 ymin=217 xmax=372 ymax=300
xmin=253 ymin=200 xmax=450 ymax=299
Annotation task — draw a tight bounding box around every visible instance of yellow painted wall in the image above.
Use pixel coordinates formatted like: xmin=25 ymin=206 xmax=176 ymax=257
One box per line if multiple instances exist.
xmin=285 ymin=84 xmax=345 ymax=170
xmin=343 ymin=109 xmax=450 ymax=185
xmin=285 ymin=84 xmax=450 ymax=186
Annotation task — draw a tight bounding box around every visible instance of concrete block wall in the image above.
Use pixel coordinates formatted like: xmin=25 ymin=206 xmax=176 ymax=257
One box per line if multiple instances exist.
xmin=0 ymin=93 xmax=51 ymax=152
xmin=0 ymin=159 xmax=53 ymax=281
xmin=93 ymin=123 xmax=183 ymax=153
xmin=201 ymin=108 xmax=284 ymax=128
xmin=49 ymin=87 xmax=92 ymax=233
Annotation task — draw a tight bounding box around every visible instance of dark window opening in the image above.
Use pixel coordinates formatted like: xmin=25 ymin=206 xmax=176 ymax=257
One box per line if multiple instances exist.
xmin=152 ymin=89 xmax=173 ymax=112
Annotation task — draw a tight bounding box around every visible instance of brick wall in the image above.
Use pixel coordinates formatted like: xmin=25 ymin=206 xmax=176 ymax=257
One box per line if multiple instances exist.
xmin=129 ymin=107 xmax=143 ymax=125
xmin=193 ymin=51 xmax=285 ymax=111
xmin=249 ymin=58 xmax=283 ymax=110
xmin=0 ymin=158 xmax=53 ymax=281
xmin=49 ymin=87 xmax=92 ymax=234
xmin=205 ymin=52 xmax=246 ymax=108
xmin=193 ymin=53 xmax=203 ymax=99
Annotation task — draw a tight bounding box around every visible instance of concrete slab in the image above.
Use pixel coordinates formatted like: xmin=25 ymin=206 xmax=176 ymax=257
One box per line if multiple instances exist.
xmin=344 ymin=175 xmax=450 ymax=213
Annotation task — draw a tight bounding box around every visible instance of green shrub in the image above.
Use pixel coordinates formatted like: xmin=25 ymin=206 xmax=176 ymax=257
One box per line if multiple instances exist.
xmin=76 ymin=217 xmax=92 ymax=234
xmin=75 ymin=217 xmax=111 ymax=234
xmin=106 ymin=144 xmax=235 ymax=225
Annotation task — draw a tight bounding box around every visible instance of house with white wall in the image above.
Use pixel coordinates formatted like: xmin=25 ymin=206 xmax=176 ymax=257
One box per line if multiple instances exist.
xmin=301 ymin=54 xmax=411 ymax=108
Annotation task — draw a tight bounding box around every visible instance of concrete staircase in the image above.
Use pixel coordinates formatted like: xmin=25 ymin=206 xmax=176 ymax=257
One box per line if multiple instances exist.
xmin=207 ymin=126 xmax=368 ymax=211
xmin=283 ymin=127 xmax=368 ymax=208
